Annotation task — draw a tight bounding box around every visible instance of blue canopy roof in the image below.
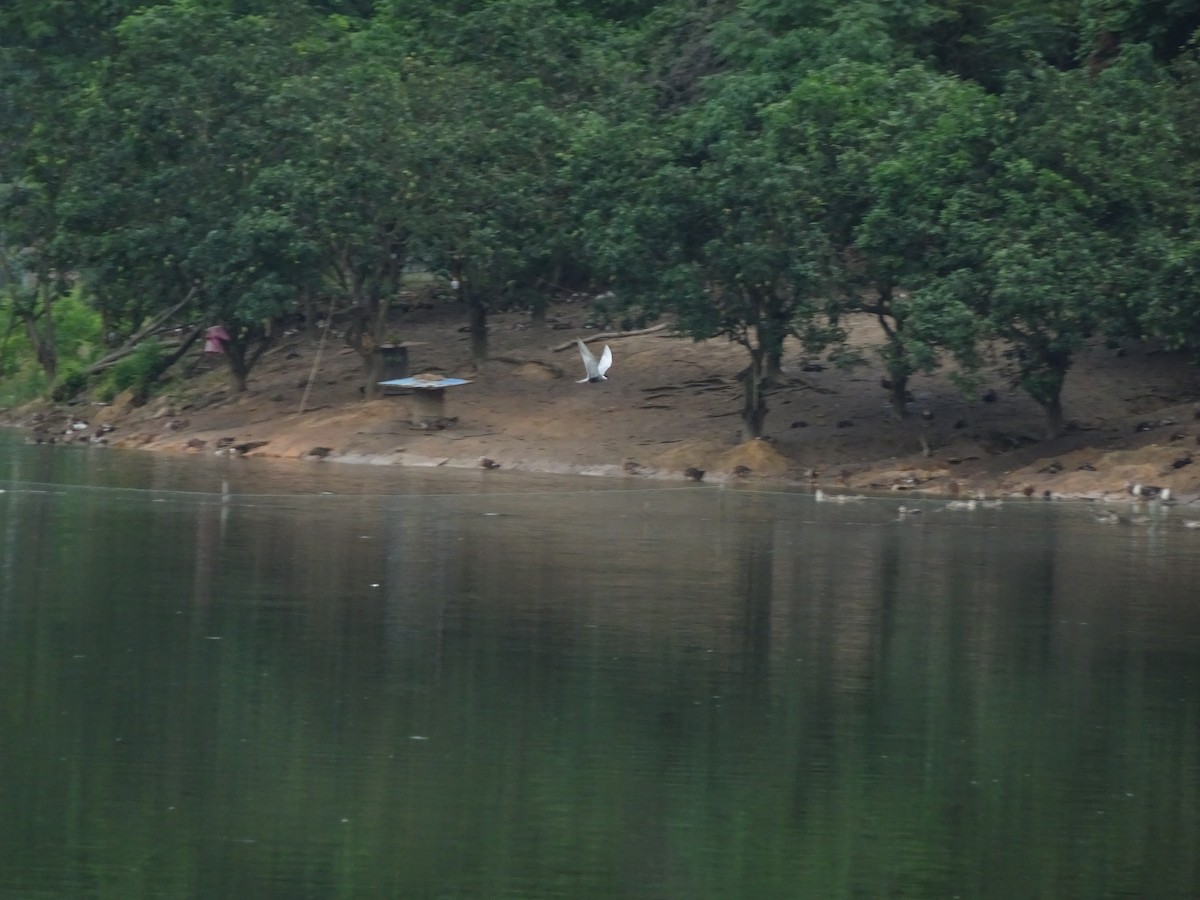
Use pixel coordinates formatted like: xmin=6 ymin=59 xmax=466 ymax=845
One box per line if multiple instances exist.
xmin=378 ymin=377 xmax=472 ymax=389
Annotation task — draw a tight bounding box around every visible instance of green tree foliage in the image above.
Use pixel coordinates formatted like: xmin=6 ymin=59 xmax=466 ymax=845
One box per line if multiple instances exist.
xmin=932 ymin=51 xmax=1187 ymax=436
xmin=248 ymin=19 xmax=422 ymax=394
xmin=61 ymin=4 xmax=325 ymax=391
xmin=2 ymin=0 xmax=1199 ymax=447
xmin=760 ymin=63 xmax=994 ymax=419
xmin=0 ymin=44 xmax=84 ymax=382
xmin=395 ymin=0 xmax=626 ymax=356
xmin=408 ymin=66 xmax=570 ymax=360
xmin=586 ymin=105 xmax=837 ymax=438
xmin=1123 ymin=49 xmax=1200 ymax=352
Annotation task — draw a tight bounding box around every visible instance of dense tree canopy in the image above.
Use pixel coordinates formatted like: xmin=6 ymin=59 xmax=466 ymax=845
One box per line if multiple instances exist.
xmin=2 ymin=0 xmax=1198 ymax=437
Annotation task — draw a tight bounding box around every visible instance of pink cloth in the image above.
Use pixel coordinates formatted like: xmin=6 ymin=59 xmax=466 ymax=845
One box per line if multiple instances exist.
xmin=204 ymin=325 xmax=230 ymax=354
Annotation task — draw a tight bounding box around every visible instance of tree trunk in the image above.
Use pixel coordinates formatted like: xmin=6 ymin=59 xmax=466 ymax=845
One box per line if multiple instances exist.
xmin=874 ymin=297 xmax=913 ymax=420
xmin=223 ymin=325 xmax=274 ymax=394
xmin=1 ymin=253 xmax=54 ymax=379
xmin=765 ymin=345 xmax=784 ymax=384
xmin=17 ymin=281 xmax=59 ymax=382
xmin=38 ymin=286 xmax=56 ymax=380
xmin=100 ymin=307 xmax=116 ymax=347
xmin=22 ymin=311 xmax=57 ymax=382
xmin=888 ymin=371 xmax=909 ymax=420
xmin=343 ymin=287 xmax=390 ymax=397
xmin=1040 ymin=393 xmax=1065 ymax=440
xmin=303 ymin=292 xmax=319 ymax=345
xmin=758 ymin=298 xmax=787 ymax=385
xmin=739 ymin=349 xmax=768 ymax=440
xmin=468 ymin=298 xmax=488 ymax=362
xmin=362 ymin=348 xmax=384 ymax=397
xmin=1024 ymin=355 xmax=1070 ymax=440
xmin=226 ymin=349 xmax=250 ymax=393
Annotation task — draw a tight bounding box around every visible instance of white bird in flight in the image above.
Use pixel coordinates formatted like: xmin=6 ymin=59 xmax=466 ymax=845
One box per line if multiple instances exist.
xmin=576 ymin=339 xmax=612 ymax=383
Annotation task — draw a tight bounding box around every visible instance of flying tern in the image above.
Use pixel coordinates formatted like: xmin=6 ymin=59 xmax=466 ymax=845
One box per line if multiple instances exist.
xmin=576 ymin=339 xmax=612 ymax=383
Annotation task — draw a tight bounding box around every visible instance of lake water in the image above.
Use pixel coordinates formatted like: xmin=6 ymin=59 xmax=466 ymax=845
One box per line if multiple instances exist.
xmin=1 ymin=435 xmax=1199 ymax=899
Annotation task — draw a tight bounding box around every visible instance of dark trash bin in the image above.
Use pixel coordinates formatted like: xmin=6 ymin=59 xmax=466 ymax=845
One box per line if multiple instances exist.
xmin=380 ymin=344 xmax=410 ymax=379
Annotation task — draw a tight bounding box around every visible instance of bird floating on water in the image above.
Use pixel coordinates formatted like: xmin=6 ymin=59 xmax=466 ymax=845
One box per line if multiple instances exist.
xmin=576 ymin=339 xmax=612 ymax=383
xmin=944 ymin=499 xmax=978 ymax=511
xmin=1130 ymin=483 xmax=1171 ymax=501
xmin=815 ymin=489 xmax=866 ymax=503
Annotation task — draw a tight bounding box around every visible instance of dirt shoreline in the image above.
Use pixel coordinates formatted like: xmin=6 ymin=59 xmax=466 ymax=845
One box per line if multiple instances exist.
xmin=7 ymin=302 xmax=1200 ymax=508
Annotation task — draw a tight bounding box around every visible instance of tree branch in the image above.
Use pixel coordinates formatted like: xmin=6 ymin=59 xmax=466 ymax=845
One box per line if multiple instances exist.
xmin=551 ymin=322 xmax=670 ymax=351
xmin=80 ymin=284 xmax=199 ymax=375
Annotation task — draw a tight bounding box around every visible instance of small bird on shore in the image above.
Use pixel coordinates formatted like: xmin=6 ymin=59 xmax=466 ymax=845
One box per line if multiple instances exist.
xmin=576 ymin=339 xmax=612 ymax=383
xmin=684 ymin=466 xmax=705 ymax=482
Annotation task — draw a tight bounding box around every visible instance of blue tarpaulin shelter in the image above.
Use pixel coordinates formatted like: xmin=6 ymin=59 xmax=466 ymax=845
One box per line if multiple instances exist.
xmin=380 ymin=376 xmax=472 ymax=427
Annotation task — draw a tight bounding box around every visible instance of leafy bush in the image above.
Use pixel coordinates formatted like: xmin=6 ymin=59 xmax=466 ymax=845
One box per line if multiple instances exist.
xmin=53 ymin=290 xmax=104 ymax=363
xmin=0 ymin=287 xmax=103 ymax=407
xmin=0 ymin=306 xmax=46 ymax=407
xmin=51 ymin=364 xmax=90 ymax=402
xmin=0 ymin=367 xmax=48 ymax=409
xmin=96 ymin=339 xmax=167 ymax=404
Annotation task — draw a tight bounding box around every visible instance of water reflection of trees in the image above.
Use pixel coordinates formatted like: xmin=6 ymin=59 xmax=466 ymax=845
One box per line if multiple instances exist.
xmin=4 ymin=484 xmax=1200 ymax=897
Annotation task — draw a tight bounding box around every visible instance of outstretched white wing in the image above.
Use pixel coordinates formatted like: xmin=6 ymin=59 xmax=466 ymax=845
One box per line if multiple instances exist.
xmin=576 ymin=339 xmax=612 ymax=382
xmin=577 ymin=339 xmax=599 ymax=382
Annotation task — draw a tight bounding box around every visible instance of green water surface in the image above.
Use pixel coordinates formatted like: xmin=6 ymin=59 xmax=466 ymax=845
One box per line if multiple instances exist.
xmin=1 ymin=440 xmax=1198 ymax=898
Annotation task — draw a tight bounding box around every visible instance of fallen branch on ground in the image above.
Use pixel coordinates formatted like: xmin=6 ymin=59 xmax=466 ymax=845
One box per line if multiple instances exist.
xmin=551 ymin=322 xmax=671 ymax=352
xmin=81 ymin=285 xmax=199 ymax=376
